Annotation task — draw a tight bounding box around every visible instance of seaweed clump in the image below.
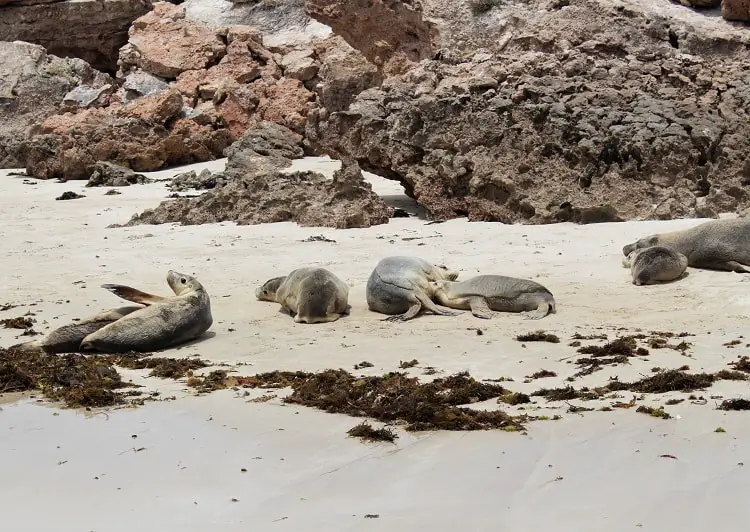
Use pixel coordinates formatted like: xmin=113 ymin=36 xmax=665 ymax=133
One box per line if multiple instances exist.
xmin=0 ymin=347 xmax=128 ymax=407
xmin=636 ymin=405 xmax=672 ymax=419
xmin=516 ymin=331 xmax=560 ymax=343
xmin=110 ymin=353 xmax=210 ymax=379
xmin=533 ymin=369 xmax=716 ymax=402
xmin=191 ymin=369 xmax=527 ymax=432
xmin=719 ymin=399 xmax=750 ymax=411
xmin=1 ymin=317 xmax=35 ymax=329
xmin=347 ymin=421 xmax=398 ymax=442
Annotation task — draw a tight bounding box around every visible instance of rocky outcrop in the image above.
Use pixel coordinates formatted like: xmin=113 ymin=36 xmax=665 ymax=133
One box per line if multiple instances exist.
xmin=22 ymin=1 xmax=319 ymax=178
xmin=183 ymin=0 xmax=331 ymax=48
xmin=308 ymin=36 xmax=382 ymax=113
xmin=305 ymin=0 xmax=750 ymax=223
xmin=24 ymin=89 xmax=233 ymax=179
xmin=124 ymin=121 xmax=393 ymax=228
xmin=86 ymin=161 xmax=151 ymax=186
xmin=722 ymin=0 xmax=750 ymax=21
xmin=0 ymin=0 xmax=152 ymax=72
xmin=305 ymin=0 xmax=439 ymax=76
xmin=0 ymin=42 xmax=114 ymax=168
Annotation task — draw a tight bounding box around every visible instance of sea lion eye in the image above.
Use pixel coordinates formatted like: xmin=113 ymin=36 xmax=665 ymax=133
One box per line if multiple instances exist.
xmin=180 ymin=278 xmax=187 ymax=284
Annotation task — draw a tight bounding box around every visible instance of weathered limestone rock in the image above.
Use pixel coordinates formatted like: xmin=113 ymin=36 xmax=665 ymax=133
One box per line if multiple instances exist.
xmin=124 ymin=121 xmax=392 ymax=228
xmin=0 ymin=0 xmax=152 ymax=72
xmin=0 ymin=42 xmax=113 ymax=168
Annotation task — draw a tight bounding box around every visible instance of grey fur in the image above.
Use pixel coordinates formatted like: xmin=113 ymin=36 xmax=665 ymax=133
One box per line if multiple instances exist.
xmin=622 ymin=246 xmax=688 ymax=285
xmin=366 ymin=256 xmax=461 ymax=322
xmin=256 ymin=267 xmax=350 ymax=324
xmin=430 ymin=275 xmax=556 ymax=320
xmin=622 ymin=218 xmax=750 ymax=273
xmin=79 ymin=270 xmax=213 ymax=353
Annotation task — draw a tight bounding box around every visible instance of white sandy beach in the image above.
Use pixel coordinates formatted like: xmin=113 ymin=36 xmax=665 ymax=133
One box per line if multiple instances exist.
xmin=3 ymin=160 xmax=750 ymax=531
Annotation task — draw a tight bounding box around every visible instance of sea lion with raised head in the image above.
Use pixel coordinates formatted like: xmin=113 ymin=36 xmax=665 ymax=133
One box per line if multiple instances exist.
xmin=622 ymin=246 xmax=688 ymax=285
xmin=78 ymin=270 xmax=213 ymax=353
xmin=10 ymin=306 xmax=143 ymax=354
xmin=256 ymin=267 xmax=350 ymax=324
xmin=429 ymin=275 xmax=556 ymax=320
xmin=622 ymin=218 xmax=750 ymax=273
xmin=366 ymin=256 xmax=461 ymax=322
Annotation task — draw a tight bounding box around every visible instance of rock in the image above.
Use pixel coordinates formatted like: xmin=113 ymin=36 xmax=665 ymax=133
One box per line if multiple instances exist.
xmin=61 ymin=85 xmax=114 ymax=112
xmin=305 ymin=0 xmax=439 ymax=76
xmin=0 ymin=0 xmax=152 ymax=73
xmin=280 ymin=49 xmax=319 ymax=82
xmin=679 ymin=0 xmax=721 ymax=7
xmin=24 ymin=89 xmax=233 ymax=179
xmin=120 ymin=69 xmax=170 ymax=101
xmin=0 ymin=42 xmax=113 ymax=168
xmin=722 ymin=0 xmax=750 ymax=21
xmin=309 ymin=36 xmax=382 ymax=113
xmin=23 ymin=2 xmax=318 ymax=177
xmin=86 ymin=161 xmax=151 ymax=187
xmin=306 ymin=0 xmax=750 ymax=224
xmin=122 ymin=121 xmax=392 ymax=228
xmin=170 ymin=169 xmax=226 ymax=191
xmin=118 ymin=2 xmax=226 ymax=78
xmin=183 ymin=0 xmax=331 ymax=48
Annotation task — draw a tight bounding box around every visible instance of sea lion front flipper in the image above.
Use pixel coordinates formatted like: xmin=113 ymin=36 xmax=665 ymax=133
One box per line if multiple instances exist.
xmin=416 ymin=293 xmax=461 ymax=317
xmin=468 ymin=297 xmax=494 ymax=319
xmin=522 ymin=302 xmax=553 ymax=320
xmin=101 ymin=284 xmax=167 ymax=305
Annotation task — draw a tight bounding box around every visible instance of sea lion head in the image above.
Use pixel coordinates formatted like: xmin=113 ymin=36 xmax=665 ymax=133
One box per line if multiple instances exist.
xmin=434 ymin=264 xmax=459 ymax=281
xmin=255 ymin=276 xmax=286 ymax=301
xmin=167 ymin=270 xmax=202 ymax=296
xmin=622 ymin=235 xmax=659 ymax=256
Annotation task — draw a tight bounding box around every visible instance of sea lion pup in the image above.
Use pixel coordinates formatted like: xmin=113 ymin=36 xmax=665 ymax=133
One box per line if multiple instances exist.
xmin=622 ymin=218 xmax=750 ymax=273
xmin=255 ymin=267 xmax=350 ymax=324
xmin=10 ymin=306 xmax=142 ymax=354
xmin=622 ymin=246 xmax=688 ymax=286
xmin=429 ymin=275 xmax=557 ymax=320
xmin=78 ymin=270 xmax=213 ymax=353
xmin=366 ymin=256 xmax=461 ymax=322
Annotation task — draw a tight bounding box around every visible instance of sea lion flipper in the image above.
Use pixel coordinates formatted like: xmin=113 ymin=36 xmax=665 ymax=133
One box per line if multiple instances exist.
xmin=101 ymin=284 xmax=166 ymax=305
xmin=416 ymin=293 xmax=461 ymax=317
xmin=468 ymin=297 xmax=494 ymax=320
xmin=522 ymin=302 xmax=553 ymax=320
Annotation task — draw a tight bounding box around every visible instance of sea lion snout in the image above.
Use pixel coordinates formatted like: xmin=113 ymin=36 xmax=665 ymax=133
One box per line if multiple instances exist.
xmin=622 ymin=243 xmax=636 ymax=256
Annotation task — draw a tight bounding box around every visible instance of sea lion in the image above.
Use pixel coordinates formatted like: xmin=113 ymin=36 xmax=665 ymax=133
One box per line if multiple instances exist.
xmin=79 ymin=270 xmax=213 ymax=353
xmin=256 ymin=267 xmax=350 ymax=324
xmin=622 ymin=246 xmax=688 ymax=285
xmin=10 ymin=306 xmax=142 ymax=354
xmin=366 ymin=256 xmax=461 ymax=322
xmin=429 ymin=275 xmax=557 ymax=320
xmin=622 ymin=218 xmax=750 ymax=273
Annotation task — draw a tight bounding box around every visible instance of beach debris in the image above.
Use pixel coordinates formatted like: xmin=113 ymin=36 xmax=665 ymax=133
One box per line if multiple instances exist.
xmin=516 ymin=331 xmax=560 ymax=343
xmin=347 ymin=421 xmax=398 ymax=443
xmin=354 ymin=361 xmax=374 ymax=370
xmin=398 ymin=359 xmax=419 ymax=369
xmin=55 ymin=191 xmax=85 ymax=200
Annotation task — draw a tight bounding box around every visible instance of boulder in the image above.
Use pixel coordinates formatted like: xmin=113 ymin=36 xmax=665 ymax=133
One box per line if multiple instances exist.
xmin=86 ymin=161 xmax=151 ymax=186
xmin=182 ymin=0 xmax=331 ymax=48
xmin=123 ymin=121 xmax=392 ymax=228
xmin=305 ymin=0 xmax=439 ymax=76
xmin=0 ymin=42 xmax=113 ymax=168
xmin=0 ymin=0 xmax=152 ymax=73
xmin=722 ymin=0 xmax=750 ymax=21
xmin=24 ymin=89 xmax=233 ymax=179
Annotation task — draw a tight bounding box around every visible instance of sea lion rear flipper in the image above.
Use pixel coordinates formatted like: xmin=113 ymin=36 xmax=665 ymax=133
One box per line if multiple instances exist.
xmin=101 ymin=284 xmax=167 ymax=305
xmin=468 ymin=297 xmax=494 ymax=320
